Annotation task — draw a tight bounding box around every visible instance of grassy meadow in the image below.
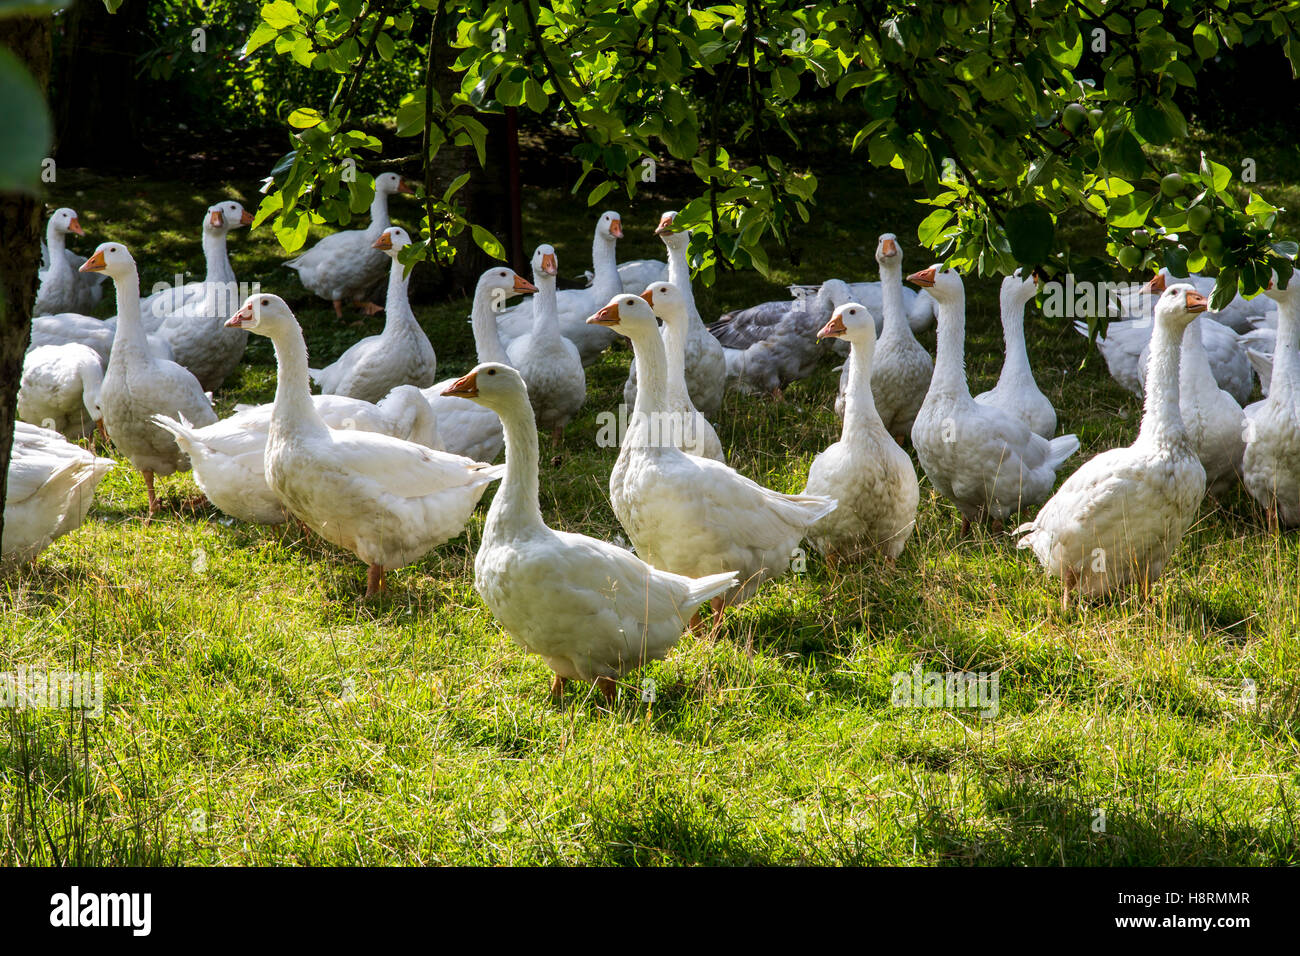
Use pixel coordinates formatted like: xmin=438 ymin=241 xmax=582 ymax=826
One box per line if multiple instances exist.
xmin=2 ymin=125 xmax=1299 ymax=866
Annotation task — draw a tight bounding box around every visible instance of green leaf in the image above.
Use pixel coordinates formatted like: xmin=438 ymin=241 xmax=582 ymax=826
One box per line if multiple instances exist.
xmin=287 ymin=107 xmax=323 ymax=129
xmin=1108 ymin=191 xmax=1153 ymax=228
xmin=1193 ymin=23 xmax=1219 ymax=59
xmin=1209 ymin=268 xmax=1238 ymax=312
xmin=0 ymin=48 xmax=51 ymax=194
xmin=261 ymin=0 xmax=300 ymax=30
xmin=470 ymin=224 xmax=505 ymax=260
xmin=1004 ymin=203 xmax=1055 ymax=265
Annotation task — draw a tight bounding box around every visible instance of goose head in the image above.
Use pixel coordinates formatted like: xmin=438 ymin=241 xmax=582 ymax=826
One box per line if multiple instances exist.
xmin=531 ymin=243 xmax=558 ymax=280
xmin=597 ymin=210 xmax=623 ymax=243
xmin=1263 ymin=268 xmax=1295 ymax=306
xmin=655 ymin=210 xmax=689 ymax=252
xmin=1141 ymin=268 xmax=1178 ymax=295
xmin=875 ymin=233 xmax=901 ymax=268
xmin=225 ymin=292 xmax=298 ymax=336
xmin=375 ymin=171 xmax=414 ymax=196
xmin=79 ymin=242 xmax=136 ymax=280
xmin=818 ymin=302 xmax=877 ymax=356
xmin=372 ymin=226 xmax=412 ymax=257
xmin=907 ymin=263 xmax=962 ymax=303
xmin=50 ymin=207 xmax=84 ymax=237
xmin=476 ymin=266 xmax=537 ymax=311
xmin=586 ymin=293 xmax=658 ymax=341
xmin=640 ymin=280 xmax=686 ymax=326
xmin=1002 ymin=268 xmax=1039 ymax=309
xmin=1153 ymin=282 xmax=1207 ymax=331
xmin=205 ymin=200 xmax=253 ymax=234
xmin=442 ymin=362 xmax=528 ymax=410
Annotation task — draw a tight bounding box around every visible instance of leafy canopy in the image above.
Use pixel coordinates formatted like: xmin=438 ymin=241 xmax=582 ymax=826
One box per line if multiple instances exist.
xmin=249 ymin=0 xmax=1300 ymax=304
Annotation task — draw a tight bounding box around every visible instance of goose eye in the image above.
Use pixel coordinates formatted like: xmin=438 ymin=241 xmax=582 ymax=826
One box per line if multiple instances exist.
xmin=487 ymin=368 xmax=496 ymax=376
xmin=261 ymin=298 xmax=268 ymax=306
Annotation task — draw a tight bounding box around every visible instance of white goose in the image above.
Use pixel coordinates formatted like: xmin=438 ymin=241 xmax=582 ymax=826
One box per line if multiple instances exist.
xmin=909 ymin=266 xmax=1078 ymax=533
xmin=593 ymin=294 xmax=835 ymax=618
xmin=310 ymin=227 xmax=438 ymax=402
xmin=623 ymin=211 xmax=727 ymax=419
xmin=1017 ymin=285 xmax=1209 ymax=604
xmin=446 ymin=362 xmax=737 ymax=701
xmin=1242 ymin=272 xmax=1300 ymax=528
xmin=709 ymin=279 xmax=852 ymax=398
xmin=1114 ymin=268 xmax=1275 ymax=333
xmin=421 ymin=265 xmax=537 ymax=461
xmin=226 ymin=293 xmax=502 ymax=596
xmin=1179 ymin=315 xmax=1246 ymax=497
xmin=787 ymin=281 xmax=936 ymax=336
xmin=974 ymin=270 xmax=1057 ymax=439
xmin=1077 ymin=276 xmax=1253 ymax=404
xmin=34 ymin=208 xmax=104 ymax=316
xmin=154 ymin=385 xmax=442 ymax=526
xmin=505 ymin=244 xmax=586 ymax=444
xmin=18 ymin=343 xmax=104 ymax=441
xmin=835 ymin=234 xmax=932 ymax=442
xmin=81 ymin=243 xmax=217 ymax=515
xmin=284 ymin=171 xmax=413 ymax=317
xmin=805 ymin=303 xmax=918 ymax=563
xmin=639 ymin=281 xmax=724 ymax=461
xmin=3 ymin=423 xmax=114 ymax=564
xmin=496 ymin=211 xmax=624 ymax=365
xmin=138 ymin=200 xmax=253 ymax=390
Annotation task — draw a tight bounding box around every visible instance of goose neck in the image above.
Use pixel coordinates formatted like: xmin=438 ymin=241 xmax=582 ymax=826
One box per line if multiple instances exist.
xmin=268 ymin=321 xmax=328 ymax=434
xmin=664 ymin=241 xmax=701 ymax=325
xmin=472 ymin=285 xmax=511 ymax=365
xmin=841 ymin=340 xmax=890 ymax=441
xmin=485 ymin=394 xmax=545 ymax=537
xmin=107 ymin=268 xmax=148 ymax=366
xmin=368 ymin=187 xmax=392 ymax=236
xmin=997 ymin=295 xmax=1033 ymax=382
xmin=202 ymin=228 xmax=235 ymax=285
xmin=533 ymin=273 xmax=561 ymax=338
xmin=659 ymin=309 xmax=693 ymax=408
xmin=592 ymin=235 xmax=620 ymax=300
xmin=1137 ymin=318 xmax=1189 ymax=446
xmin=384 ymin=259 xmax=416 ymax=332
xmin=930 ymin=294 xmax=971 ymax=397
xmin=879 ymin=260 xmax=909 ymax=339
xmin=629 ymin=329 xmax=671 ymax=440
xmin=1269 ymin=295 xmax=1300 ymax=400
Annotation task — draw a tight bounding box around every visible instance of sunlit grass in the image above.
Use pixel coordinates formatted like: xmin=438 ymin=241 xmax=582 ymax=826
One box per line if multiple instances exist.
xmin=2 ymin=128 xmax=1298 ymax=865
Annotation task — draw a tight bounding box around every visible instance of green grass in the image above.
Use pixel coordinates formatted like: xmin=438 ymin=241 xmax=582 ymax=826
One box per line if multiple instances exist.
xmin=3 ymin=130 xmax=1300 ymax=866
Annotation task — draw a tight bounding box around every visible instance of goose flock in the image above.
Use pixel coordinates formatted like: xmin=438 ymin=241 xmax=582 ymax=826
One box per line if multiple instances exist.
xmin=8 ymin=190 xmax=1300 ymax=701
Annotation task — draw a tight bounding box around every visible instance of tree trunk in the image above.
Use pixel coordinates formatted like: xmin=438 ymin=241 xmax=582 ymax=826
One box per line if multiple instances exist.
xmin=0 ymin=15 xmax=52 ymax=554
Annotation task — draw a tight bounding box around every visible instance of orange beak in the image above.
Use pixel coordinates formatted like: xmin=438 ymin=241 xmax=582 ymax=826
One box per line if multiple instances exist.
xmin=1142 ymin=272 xmax=1167 ymax=294
xmin=817 ymin=314 xmax=847 ymax=339
xmin=587 ymin=303 xmax=621 ymax=326
xmin=209 ymin=209 xmax=224 ymax=228
xmin=640 ymin=288 xmax=655 ymax=307
xmin=907 ymin=267 xmax=936 ymax=288
xmin=654 ymin=214 xmax=675 ymax=236
xmin=240 ymin=210 xmax=254 ymax=226
xmin=397 ymin=178 xmax=415 ymax=195
xmin=1185 ymin=290 xmax=1208 ymax=313
xmin=609 ymin=218 xmax=623 ymax=239
xmin=68 ymin=216 xmax=85 ymax=237
xmin=880 ymin=237 xmax=898 ymax=256
xmin=541 ymin=253 xmax=557 ymax=276
xmin=225 ymin=302 xmax=255 ymax=328
xmin=372 ymin=232 xmax=393 ymax=250
xmin=79 ymin=250 xmax=106 ymax=273
xmin=512 ymin=274 xmax=538 ymax=294
xmin=442 ymin=370 xmax=479 ymax=398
